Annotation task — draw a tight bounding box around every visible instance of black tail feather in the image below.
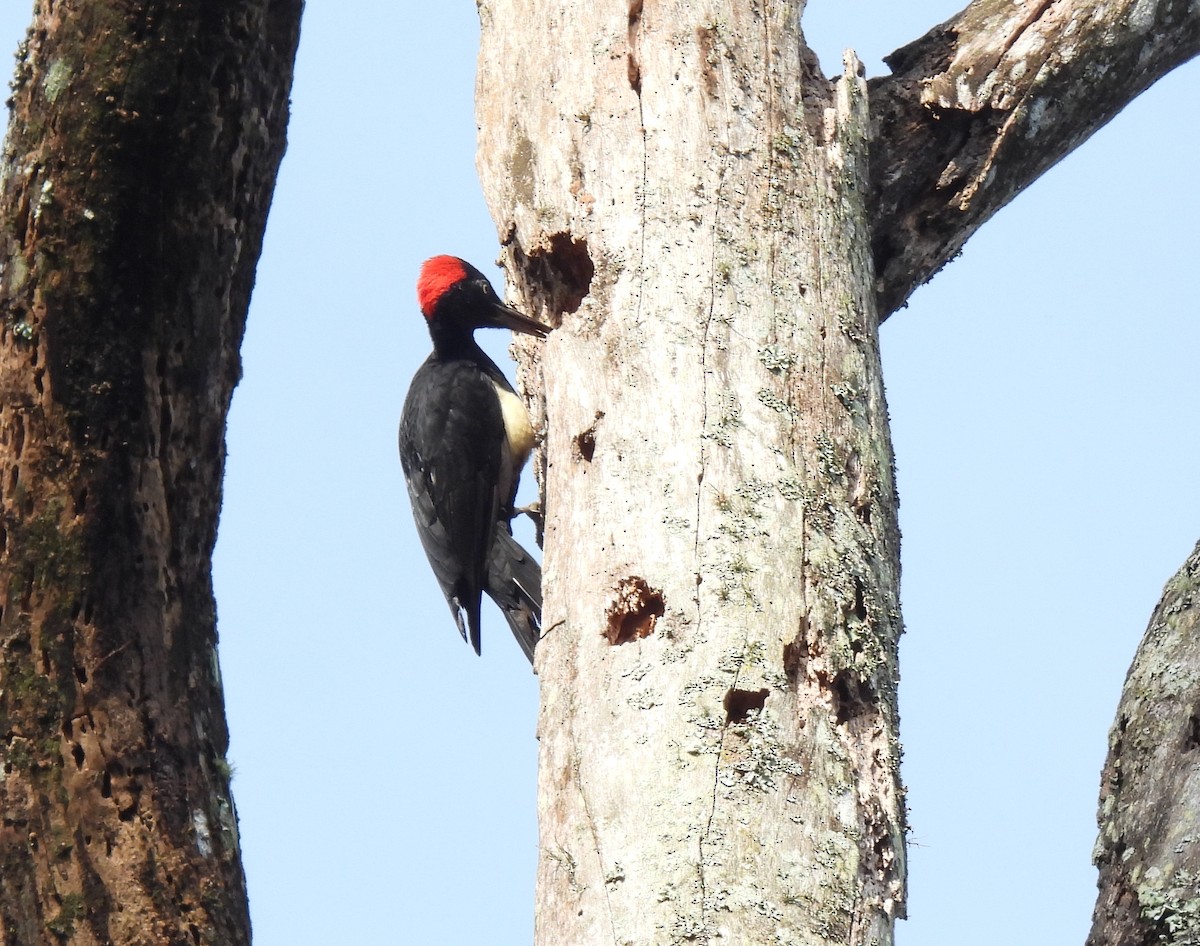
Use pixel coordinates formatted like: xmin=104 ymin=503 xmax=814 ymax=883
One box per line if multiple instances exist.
xmin=486 ymin=529 xmax=542 ymax=664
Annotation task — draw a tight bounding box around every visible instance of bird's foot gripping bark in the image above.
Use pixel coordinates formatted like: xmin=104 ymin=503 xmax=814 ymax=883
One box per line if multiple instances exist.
xmin=512 ymin=500 xmax=544 ymax=535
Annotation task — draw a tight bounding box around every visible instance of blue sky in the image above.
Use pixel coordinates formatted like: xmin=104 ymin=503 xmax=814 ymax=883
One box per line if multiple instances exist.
xmin=3 ymin=4 xmax=1198 ymax=944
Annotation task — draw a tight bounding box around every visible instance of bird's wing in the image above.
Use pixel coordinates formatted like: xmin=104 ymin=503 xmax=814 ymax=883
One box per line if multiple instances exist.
xmin=399 ymin=358 xmax=505 ymax=653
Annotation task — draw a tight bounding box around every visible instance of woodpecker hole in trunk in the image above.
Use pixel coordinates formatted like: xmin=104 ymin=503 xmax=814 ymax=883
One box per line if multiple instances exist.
xmin=574 ymin=413 xmax=603 ymax=463
xmin=782 ymin=615 xmax=812 ymax=681
xmin=605 ymin=576 xmax=664 ymax=645
xmin=828 ymin=669 xmax=874 ymax=725
xmin=851 ymin=578 xmax=869 ymax=622
xmin=723 ymin=687 xmax=769 ymax=724
xmin=1186 ymin=712 xmax=1200 ymax=751
xmin=511 ymin=233 xmax=594 ymax=316
xmin=575 ymin=430 xmax=596 ymax=462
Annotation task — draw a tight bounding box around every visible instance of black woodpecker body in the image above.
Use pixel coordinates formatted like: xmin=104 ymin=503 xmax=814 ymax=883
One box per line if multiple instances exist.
xmin=398 ymin=255 xmax=547 ymax=662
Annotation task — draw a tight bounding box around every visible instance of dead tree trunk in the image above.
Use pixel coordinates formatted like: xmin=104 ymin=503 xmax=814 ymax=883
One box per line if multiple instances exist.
xmin=0 ymin=3 xmax=302 ymax=944
xmin=475 ymin=0 xmax=1198 ymax=943
xmin=478 ymin=6 xmax=904 ymax=944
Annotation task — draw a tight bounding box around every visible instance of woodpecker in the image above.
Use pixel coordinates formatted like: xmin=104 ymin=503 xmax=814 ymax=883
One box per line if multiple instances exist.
xmin=399 ymin=255 xmax=547 ymax=662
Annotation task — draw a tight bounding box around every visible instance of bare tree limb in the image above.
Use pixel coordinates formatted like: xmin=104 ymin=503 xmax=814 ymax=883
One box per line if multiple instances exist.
xmin=869 ymin=0 xmax=1200 ymax=317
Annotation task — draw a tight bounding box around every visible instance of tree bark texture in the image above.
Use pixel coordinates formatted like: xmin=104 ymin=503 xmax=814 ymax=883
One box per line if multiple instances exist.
xmin=868 ymin=0 xmax=1200 ymax=316
xmin=0 ymin=3 xmax=301 ymax=944
xmin=1088 ymin=541 xmax=1200 ymax=946
xmin=477 ymin=0 xmax=1200 ymax=943
xmin=478 ymin=4 xmax=906 ymax=943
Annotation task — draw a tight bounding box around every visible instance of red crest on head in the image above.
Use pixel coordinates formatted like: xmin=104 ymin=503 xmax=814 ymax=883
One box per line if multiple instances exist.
xmin=417 ymin=256 xmax=470 ymax=319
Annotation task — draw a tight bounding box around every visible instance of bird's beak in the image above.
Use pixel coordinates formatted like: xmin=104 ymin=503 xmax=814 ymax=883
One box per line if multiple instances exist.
xmin=492 ymin=300 xmax=550 ymax=339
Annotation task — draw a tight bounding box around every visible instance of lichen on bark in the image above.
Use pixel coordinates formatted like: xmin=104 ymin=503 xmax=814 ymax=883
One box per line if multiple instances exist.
xmin=477 ymin=4 xmax=905 ymax=943
xmin=1089 ymin=541 xmax=1200 ymax=946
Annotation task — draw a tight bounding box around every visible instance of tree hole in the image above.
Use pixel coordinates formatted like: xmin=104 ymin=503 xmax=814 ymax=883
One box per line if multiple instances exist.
xmin=605 ymin=577 xmax=664 ymax=644
xmin=575 ymin=429 xmax=596 ymax=461
xmin=512 ymin=233 xmax=595 ymax=315
xmin=574 ymin=414 xmax=603 ymax=462
xmin=783 ymin=616 xmax=811 ymax=681
xmin=829 ymin=669 xmax=874 ymax=725
xmin=723 ymin=687 xmax=768 ymax=724
xmin=851 ymin=579 xmax=868 ymax=622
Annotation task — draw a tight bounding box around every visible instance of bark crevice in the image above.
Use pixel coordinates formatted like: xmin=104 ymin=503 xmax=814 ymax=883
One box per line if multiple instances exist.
xmin=0 ymin=2 xmax=302 ymax=942
xmin=868 ymin=0 xmax=1200 ymax=316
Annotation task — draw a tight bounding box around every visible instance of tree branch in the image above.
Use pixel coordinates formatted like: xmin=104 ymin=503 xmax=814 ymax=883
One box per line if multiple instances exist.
xmin=868 ymin=0 xmax=1200 ymax=318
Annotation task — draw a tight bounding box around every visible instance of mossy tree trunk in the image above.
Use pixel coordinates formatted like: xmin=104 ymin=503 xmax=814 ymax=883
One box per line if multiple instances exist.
xmin=1088 ymin=542 xmax=1200 ymax=946
xmin=474 ymin=0 xmax=1200 ymax=943
xmin=0 ymin=2 xmax=302 ymax=944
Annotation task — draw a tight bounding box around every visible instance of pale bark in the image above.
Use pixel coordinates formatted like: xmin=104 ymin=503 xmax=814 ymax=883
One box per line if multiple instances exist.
xmin=0 ymin=3 xmax=301 ymax=943
xmin=474 ymin=0 xmax=1199 ymax=943
xmin=478 ymin=4 xmax=904 ymax=944
xmin=1088 ymin=542 xmax=1200 ymax=946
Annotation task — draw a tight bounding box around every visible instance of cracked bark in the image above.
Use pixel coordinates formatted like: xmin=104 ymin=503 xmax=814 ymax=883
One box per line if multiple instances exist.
xmin=479 ymin=4 xmax=903 ymax=944
xmin=474 ymin=0 xmax=1195 ymax=942
xmin=0 ymin=2 xmax=302 ymax=944
xmin=869 ymin=0 xmax=1200 ymax=316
